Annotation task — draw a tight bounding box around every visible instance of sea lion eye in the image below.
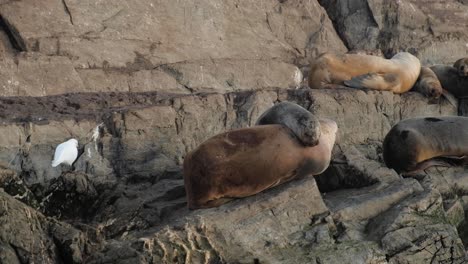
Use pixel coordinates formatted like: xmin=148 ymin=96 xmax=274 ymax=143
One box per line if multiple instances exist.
xmin=461 ymin=65 xmax=465 ymax=71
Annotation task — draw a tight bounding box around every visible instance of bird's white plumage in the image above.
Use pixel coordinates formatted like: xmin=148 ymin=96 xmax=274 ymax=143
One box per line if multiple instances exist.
xmin=51 ymin=139 xmax=79 ymax=167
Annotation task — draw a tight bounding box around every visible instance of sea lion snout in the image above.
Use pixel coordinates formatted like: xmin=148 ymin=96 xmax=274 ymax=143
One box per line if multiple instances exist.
xmin=426 ymin=82 xmax=443 ymax=103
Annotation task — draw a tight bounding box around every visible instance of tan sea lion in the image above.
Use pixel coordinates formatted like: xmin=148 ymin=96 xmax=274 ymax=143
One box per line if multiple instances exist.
xmin=308 ymin=52 xmax=421 ymax=94
xmin=183 ymin=118 xmax=338 ymax=209
xmin=255 ymin=101 xmax=321 ymax=146
xmin=431 ymin=65 xmax=468 ymax=98
xmin=412 ymin=67 xmax=443 ymax=101
xmin=453 ymin=57 xmax=468 ymax=77
xmin=383 ymin=116 xmax=468 ymax=174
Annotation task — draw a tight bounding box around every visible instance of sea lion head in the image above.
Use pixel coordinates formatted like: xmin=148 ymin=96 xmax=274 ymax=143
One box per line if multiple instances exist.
xmin=256 ymin=101 xmax=321 ymax=147
xmin=454 ymin=58 xmax=468 ymax=77
xmin=422 ymin=80 xmax=443 ymax=102
xmin=414 ymin=67 xmax=443 ymax=102
xmin=383 ymin=124 xmax=419 ymax=174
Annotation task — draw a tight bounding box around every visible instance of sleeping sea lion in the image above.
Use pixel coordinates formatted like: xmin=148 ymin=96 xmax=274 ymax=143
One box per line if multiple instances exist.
xmin=309 ymin=52 xmax=421 ymax=94
xmin=383 ymin=116 xmax=468 ymax=174
xmin=183 ymin=118 xmax=338 ymax=209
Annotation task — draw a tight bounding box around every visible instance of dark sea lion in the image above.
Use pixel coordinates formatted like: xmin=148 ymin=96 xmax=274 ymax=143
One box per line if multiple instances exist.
xmin=431 ymin=65 xmax=468 ymax=98
xmin=383 ymin=116 xmax=468 ymax=174
xmin=183 ymin=118 xmax=338 ymax=209
xmin=309 ymin=52 xmax=421 ymax=94
xmin=255 ymin=101 xmax=321 ymax=146
xmin=453 ymin=57 xmax=468 ymax=77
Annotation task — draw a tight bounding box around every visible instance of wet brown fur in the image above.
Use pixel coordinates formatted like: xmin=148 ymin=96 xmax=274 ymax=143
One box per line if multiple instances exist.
xmin=184 ymin=122 xmax=337 ymax=209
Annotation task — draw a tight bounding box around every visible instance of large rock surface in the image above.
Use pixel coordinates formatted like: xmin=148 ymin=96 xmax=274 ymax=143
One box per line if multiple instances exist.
xmin=319 ymin=0 xmax=468 ymax=64
xmin=0 ymin=88 xmax=466 ymax=263
xmin=0 ymin=0 xmax=346 ymax=96
xmin=1 ymin=0 xmax=468 ymax=263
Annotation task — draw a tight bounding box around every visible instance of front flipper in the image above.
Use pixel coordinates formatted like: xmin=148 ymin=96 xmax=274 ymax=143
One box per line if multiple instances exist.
xmin=344 ymin=72 xmax=399 ymax=91
xmin=442 ymin=89 xmax=458 ymax=108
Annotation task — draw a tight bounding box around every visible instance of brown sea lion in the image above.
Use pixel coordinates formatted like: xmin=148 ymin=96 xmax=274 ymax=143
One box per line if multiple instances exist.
xmin=309 ymin=52 xmax=421 ymax=94
xmin=412 ymin=67 xmax=443 ymax=101
xmin=255 ymin=101 xmax=321 ymax=146
xmin=383 ymin=116 xmax=468 ymax=174
xmin=453 ymin=57 xmax=468 ymax=77
xmin=183 ymin=118 xmax=338 ymax=209
xmin=431 ymin=65 xmax=468 ymax=98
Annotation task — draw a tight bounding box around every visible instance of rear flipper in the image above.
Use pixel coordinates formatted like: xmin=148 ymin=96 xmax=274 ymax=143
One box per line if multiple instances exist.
xmin=402 ymin=156 xmax=468 ymax=176
xmin=344 ymin=72 xmax=399 ymax=91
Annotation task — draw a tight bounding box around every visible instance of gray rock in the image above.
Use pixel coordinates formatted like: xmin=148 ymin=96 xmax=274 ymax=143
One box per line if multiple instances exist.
xmin=0 ymin=0 xmax=467 ymax=263
xmin=0 ymin=190 xmax=88 ymax=264
xmin=324 ymin=179 xmax=423 ymax=222
xmin=319 ymin=0 xmax=468 ymax=64
xmin=367 ymin=189 xmax=466 ymax=263
xmin=0 ymin=0 xmax=346 ymax=96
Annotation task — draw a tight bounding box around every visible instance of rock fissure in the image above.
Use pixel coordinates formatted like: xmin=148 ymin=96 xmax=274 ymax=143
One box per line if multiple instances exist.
xmin=8 ymin=242 xmax=25 ymax=264
xmin=61 ymin=0 xmax=74 ymax=25
xmin=0 ymin=15 xmax=26 ymax=52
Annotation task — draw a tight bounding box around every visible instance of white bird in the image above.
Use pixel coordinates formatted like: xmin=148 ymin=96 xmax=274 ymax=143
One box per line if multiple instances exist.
xmin=51 ymin=139 xmax=79 ymax=167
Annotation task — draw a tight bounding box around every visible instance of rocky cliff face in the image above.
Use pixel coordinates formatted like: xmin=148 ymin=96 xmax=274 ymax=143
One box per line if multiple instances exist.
xmin=0 ymin=1 xmax=468 ymax=264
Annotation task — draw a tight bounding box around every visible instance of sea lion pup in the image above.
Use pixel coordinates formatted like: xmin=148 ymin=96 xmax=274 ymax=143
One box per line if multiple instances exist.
xmin=308 ymin=52 xmax=421 ymax=94
xmin=383 ymin=116 xmax=468 ymax=174
xmin=431 ymin=65 xmax=468 ymax=98
xmin=412 ymin=67 xmax=443 ymax=101
xmin=255 ymin=101 xmax=321 ymax=146
xmin=183 ymin=118 xmax=338 ymax=209
xmin=453 ymin=57 xmax=468 ymax=77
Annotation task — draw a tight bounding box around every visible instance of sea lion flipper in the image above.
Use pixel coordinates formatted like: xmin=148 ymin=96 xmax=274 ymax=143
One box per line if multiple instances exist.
xmin=344 ymin=73 xmax=377 ymax=89
xmin=441 ymin=89 xmax=458 ymax=108
xmin=344 ymin=72 xmax=398 ymax=91
xmin=409 ymin=156 xmax=468 ymax=173
xmin=437 ymin=156 xmax=468 ymax=165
